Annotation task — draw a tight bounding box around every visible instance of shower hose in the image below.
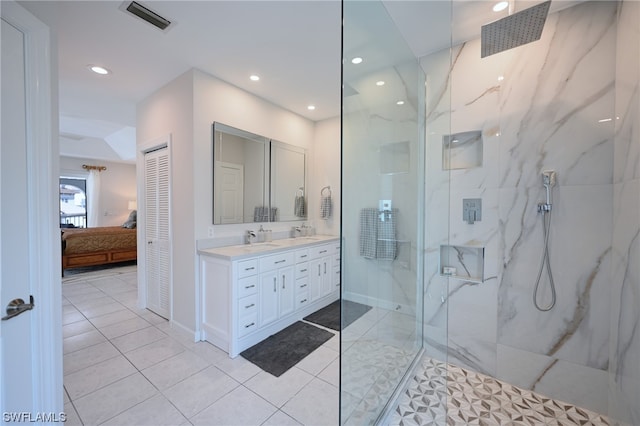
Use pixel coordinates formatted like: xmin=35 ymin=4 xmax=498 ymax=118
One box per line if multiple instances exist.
xmin=533 ymin=209 xmax=556 ymax=311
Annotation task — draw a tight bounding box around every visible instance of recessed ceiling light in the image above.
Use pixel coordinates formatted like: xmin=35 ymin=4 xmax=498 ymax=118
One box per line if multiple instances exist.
xmin=497 ymin=75 xmax=505 ymax=81
xmin=396 ymin=100 xmax=405 ymax=105
xmin=88 ymin=65 xmax=110 ymax=75
xmin=493 ymin=1 xmax=509 ymax=12
xmin=376 ymin=81 xmax=385 ymax=86
xmin=351 ymin=57 xmax=363 ymax=64
xmin=249 ymin=75 xmax=260 ymax=81
xmin=307 ymin=105 xmax=316 ymax=111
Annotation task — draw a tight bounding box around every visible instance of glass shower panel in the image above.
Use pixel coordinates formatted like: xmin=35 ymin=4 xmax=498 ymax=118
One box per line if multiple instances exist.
xmin=341 ymin=1 xmax=426 ymax=423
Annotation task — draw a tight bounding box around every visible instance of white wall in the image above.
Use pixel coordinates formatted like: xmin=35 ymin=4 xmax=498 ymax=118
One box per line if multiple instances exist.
xmin=59 ymin=156 xmax=136 ymax=227
xmin=137 ymin=68 xmax=341 ymax=335
xmin=137 ymin=70 xmax=194 ymax=333
xmin=312 ymin=117 xmax=340 ymax=236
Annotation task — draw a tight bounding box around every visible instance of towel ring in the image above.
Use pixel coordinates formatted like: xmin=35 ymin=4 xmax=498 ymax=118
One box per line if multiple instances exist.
xmin=296 ymin=187 xmax=304 ymax=196
xmin=321 ymin=186 xmax=331 ymax=196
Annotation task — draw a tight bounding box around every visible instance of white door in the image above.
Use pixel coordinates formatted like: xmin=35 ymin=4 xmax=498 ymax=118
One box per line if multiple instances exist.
xmin=215 ymin=161 xmax=243 ymax=224
xmin=1 ymin=1 xmax=61 ymax=417
xmin=145 ymin=147 xmax=171 ymax=319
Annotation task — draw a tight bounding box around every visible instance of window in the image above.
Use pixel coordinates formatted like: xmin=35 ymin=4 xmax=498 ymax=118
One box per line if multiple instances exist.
xmin=60 ymin=178 xmax=87 ymax=228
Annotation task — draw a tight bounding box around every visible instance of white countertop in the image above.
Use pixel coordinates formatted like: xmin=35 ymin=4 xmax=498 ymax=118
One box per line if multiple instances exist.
xmin=198 ymin=235 xmax=339 ymax=260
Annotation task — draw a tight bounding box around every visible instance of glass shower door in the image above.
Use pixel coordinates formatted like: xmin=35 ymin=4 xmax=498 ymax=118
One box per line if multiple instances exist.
xmin=341 ymin=1 xmax=426 ymax=423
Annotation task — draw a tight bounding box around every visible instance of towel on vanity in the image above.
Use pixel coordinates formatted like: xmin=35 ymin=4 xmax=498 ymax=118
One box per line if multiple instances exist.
xmin=320 ymin=194 xmax=332 ymax=220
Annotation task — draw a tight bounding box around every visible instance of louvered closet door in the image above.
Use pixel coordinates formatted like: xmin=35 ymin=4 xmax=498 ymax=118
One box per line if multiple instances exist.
xmin=145 ymin=147 xmax=170 ymax=319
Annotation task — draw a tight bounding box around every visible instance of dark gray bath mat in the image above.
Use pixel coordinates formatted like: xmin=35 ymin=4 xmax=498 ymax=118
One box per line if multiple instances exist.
xmin=240 ymin=321 xmax=334 ymax=377
xmin=303 ymin=299 xmax=372 ymax=331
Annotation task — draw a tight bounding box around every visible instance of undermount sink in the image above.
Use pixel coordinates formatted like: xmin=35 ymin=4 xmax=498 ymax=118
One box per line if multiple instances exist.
xmin=298 ymin=237 xmax=319 ymax=241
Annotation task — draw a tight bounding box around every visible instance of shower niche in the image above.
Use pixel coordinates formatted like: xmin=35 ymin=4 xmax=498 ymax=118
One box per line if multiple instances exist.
xmin=442 ymin=130 xmax=483 ymax=170
xmin=440 ymin=244 xmax=485 ymax=283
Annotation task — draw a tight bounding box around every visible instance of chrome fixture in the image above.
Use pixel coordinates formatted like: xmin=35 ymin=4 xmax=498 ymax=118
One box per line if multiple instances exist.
xmin=245 ymin=230 xmax=256 ymax=244
xmin=533 ymin=170 xmax=557 ymax=311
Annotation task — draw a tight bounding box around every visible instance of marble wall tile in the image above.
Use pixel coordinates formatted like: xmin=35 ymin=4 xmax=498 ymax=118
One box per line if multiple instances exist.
xmin=614 ymin=1 xmax=640 ymax=184
xmin=420 ymin=1 xmax=619 ymax=414
xmin=498 ymin=185 xmax=612 ymax=370
xmin=497 ymin=344 xmax=609 ymax=415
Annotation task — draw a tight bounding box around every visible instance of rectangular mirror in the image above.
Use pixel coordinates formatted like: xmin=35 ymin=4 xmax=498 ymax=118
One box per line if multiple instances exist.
xmin=212 ymin=123 xmax=307 ymax=224
xmin=213 ymin=123 xmax=268 ymax=224
xmin=270 ymin=140 xmax=307 ymax=222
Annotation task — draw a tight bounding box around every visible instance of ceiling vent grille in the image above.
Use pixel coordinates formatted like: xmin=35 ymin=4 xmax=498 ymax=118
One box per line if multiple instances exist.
xmin=124 ymin=1 xmax=171 ymax=31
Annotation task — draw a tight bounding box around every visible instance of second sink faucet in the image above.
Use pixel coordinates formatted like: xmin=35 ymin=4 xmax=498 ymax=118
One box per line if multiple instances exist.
xmin=246 ymin=230 xmax=256 ymax=244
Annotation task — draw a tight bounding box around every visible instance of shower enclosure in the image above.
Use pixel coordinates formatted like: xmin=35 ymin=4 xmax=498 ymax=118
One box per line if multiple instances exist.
xmin=340 ymin=1 xmax=433 ymax=423
xmin=341 ymin=0 xmax=640 ymax=424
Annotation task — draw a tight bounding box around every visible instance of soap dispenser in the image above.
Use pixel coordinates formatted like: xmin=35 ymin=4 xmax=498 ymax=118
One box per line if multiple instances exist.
xmin=258 ymin=225 xmax=265 ymax=243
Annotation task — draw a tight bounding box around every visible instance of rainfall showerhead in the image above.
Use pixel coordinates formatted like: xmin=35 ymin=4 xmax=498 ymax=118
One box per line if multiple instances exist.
xmin=481 ymin=0 xmax=551 ymax=58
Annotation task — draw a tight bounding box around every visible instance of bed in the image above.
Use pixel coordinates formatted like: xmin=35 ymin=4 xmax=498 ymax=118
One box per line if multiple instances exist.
xmin=61 ymin=226 xmax=137 ymax=274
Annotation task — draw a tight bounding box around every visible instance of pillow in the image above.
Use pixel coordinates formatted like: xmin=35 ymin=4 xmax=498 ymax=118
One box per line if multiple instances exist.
xmin=122 ymin=210 xmax=137 ymax=229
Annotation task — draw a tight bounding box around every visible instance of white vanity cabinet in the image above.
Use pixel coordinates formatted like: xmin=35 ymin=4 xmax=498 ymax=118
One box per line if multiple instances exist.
xmin=199 ymin=237 xmax=340 ymax=358
xmin=258 ymin=251 xmax=295 ymax=327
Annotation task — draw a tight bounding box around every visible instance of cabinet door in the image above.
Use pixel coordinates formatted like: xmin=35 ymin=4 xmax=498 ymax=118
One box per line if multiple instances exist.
xmin=259 ymin=271 xmax=279 ymax=327
xmin=279 ymin=266 xmax=295 ymax=317
xmin=309 ymin=258 xmax=322 ymax=301
xmin=320 ymin=256 xmax=332 ymax=298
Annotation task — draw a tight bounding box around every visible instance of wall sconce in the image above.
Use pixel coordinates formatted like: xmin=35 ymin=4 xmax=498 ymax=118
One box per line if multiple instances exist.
xmin=128 ymin=200 xmax=137 ymax=210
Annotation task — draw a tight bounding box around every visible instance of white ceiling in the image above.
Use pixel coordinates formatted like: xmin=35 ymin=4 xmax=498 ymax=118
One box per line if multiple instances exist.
xmin=19 ymin=0 xmax=581 ymax=164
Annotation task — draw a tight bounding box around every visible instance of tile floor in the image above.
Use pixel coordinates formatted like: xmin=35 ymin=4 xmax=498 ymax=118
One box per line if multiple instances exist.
xmin=61 ymin=264 xmax=339 ymax=426
xmin=389 ymin=357 xmax=611 ymax=426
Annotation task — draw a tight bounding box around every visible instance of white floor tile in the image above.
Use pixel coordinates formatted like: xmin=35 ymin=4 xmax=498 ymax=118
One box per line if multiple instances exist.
xmin=245 ymin=367 xmax=314 ymax=408
xmin=142 ymin=350 xmax=210 ymax=390
xmin=262 ymin=410 xmax=303 ymax=426
xmin=64 ymin=355 xmax=137 ymax=400
xmin=213 ymin=353 xmax=262 ymax=383
xmin=64 ymin=341 xmax=120 ymax=376
xmin=63 ymin=329 xmax=106 ymax=354
xmin=62 ymin=311 xmax=87 ymax=326
xmin=72 ymin=295 xmax=117 ymax=311
xmin=63 ymin=319 xmax=96 ymax=339
xmin=317 ymin=357 xmax=339 ymax=388
xmin=282 ymin=378 xmax=338 ymax=426
xmin=63 ymin=402 xmax=82 ymax=426
xmin=101 ymin=394 xmax=188 ymax=426
xmin=163 ymin=365 xmax=240 ymax=418
xmin=98 ymin=317 xmax=152 ymax=340
xmin=296 ymin=345 xmax=339 ymax=377
xmin=124 ymin=337 xmax=186 ymax=370
xmin=73 ymin=373 xmax=158 ymax=425
xmin=111 ymin=325 xmax=167 ymax=353
xmin=89 ymin=308 xmax=138 ymax=328
xmin=190 ymin=386 xmax=276 ymax=426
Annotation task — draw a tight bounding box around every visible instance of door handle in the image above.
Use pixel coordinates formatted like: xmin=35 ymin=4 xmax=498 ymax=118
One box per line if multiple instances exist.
xmin=2 ymin=295 xmax=34 ymax=321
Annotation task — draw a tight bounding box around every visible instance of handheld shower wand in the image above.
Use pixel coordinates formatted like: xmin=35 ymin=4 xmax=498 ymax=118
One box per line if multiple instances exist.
xmin=534 ymin=170 xmax=557 ymax=311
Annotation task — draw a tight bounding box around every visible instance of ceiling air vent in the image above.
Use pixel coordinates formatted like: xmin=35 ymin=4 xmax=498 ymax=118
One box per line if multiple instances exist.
xmin=124 ymin=1 xmax=171 ymax=31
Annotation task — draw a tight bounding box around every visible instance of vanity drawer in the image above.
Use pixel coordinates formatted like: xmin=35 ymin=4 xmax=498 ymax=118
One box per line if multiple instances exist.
xmin=238 ymin=259 xmax=258 ymax=278
xmin=296 ymin=277 xmax=309 ymax=294
xmin=238 ymin=313 xmax=258 ymax=337
xmin=295 ymin=262 xmax=309 ymax=278
xmin=309 ymin=244 xmax=331 ymax=260
xmin=238 ymin=276 xmax=258 ymax=298
xmin=297 ymin=291 xmax=310 ymax=308
xmin=296 ymin=249 xmax=310 ymax=263
xmin=238 ymin=293 xmax=257 ymax=317
xmin=260 ymin=251 xmax=294 ymax=272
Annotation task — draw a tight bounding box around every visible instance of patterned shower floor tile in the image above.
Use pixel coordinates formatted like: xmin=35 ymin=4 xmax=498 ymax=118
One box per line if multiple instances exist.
xmin=388 ymin=357 xmax=610 ymax=426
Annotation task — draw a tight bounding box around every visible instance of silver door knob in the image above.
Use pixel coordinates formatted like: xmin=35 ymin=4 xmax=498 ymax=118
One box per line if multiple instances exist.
xmin=2 ymin=295 xmax=34 ymax=321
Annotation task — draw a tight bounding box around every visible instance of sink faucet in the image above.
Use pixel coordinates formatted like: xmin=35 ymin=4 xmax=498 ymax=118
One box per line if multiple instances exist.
xmin=292 ymin=226 xmax=302 ymax=238
xmin=245 ymin=230 xmax=256 ymax=244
